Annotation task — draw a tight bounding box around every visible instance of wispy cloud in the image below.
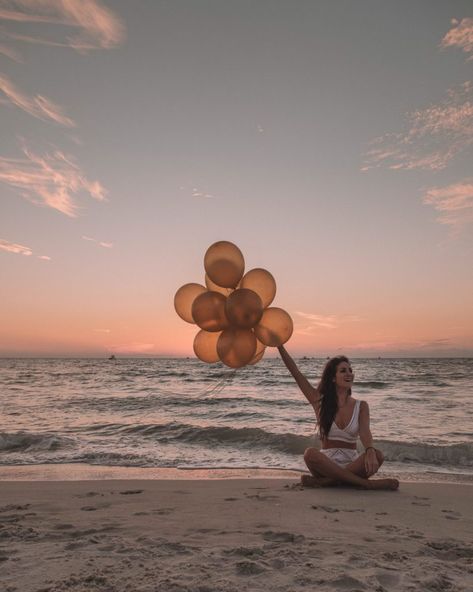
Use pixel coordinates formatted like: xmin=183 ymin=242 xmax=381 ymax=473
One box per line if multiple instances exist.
xmin=0 ymin=238 xmax=50 ymax=260
xmin=441 ymin=18 xmax=473 ymax=60
xmin=0 ymin=238 xmax=32 ymax=256
xmin=0 ymin=0 xmax=125 ymax=52
xmin=423 ymin=180 xmax=473 ymax=233
xmin=362 ymin=82 xmax=473 ymax=171
xmin=192 ymin=187 xmax=215 ymax=198
xmin=295 ymin=312 xmax=362 ymax=334
xmin=0 ymin=144 xmax=107 ymax=217
xmin=0 ymin=73 xmax=75 ymax=126
xmin=82 ymin=235 xmax=113 ymax=248
xmin=0 ymin=42 xmax=23 ymax=62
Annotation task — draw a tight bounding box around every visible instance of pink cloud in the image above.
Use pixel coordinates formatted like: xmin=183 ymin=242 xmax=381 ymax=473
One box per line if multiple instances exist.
xmin=82 ymin=235 xmax=113 ymax=248
xmin=0 ymin=73 xmax=75 ymax=126
xmin=0 ymin=145 xmax=107 ymax=217
xmin=0 ymin=238 xmax=32 ymax=256
xmin=441 ymin=17 xmax=473 ymax=60
xmin=295 ymin=312 xmax=362 ymax=334
xmin=0 ymin=238 xmax=52 ymax=260
xmin=362 ymin=82 xmax=473 ymax=171
xmin=192 ymin=187 xmax=215 ymax=198
xmin=0 ymin=0 xmax=125 ymax=51
xmin=423 ymin=180 xmax=473 ymax=232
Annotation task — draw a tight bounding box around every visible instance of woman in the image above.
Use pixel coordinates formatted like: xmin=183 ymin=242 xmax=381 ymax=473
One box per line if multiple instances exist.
xmin=278 ymin=346 xmax=399 ymax=490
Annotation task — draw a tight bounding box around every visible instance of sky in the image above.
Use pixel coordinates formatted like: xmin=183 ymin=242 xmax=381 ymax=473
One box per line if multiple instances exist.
xmin=1 ymin=0 xmax=472 ymax=358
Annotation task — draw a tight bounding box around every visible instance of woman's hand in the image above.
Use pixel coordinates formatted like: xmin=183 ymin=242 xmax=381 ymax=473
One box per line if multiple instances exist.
xmin=364 ymin=448 xmax=379 ymax=477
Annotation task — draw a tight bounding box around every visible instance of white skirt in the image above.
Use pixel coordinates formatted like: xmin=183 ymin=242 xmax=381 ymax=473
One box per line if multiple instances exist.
xmin=319 ymin=448 xmax=360 ymax=468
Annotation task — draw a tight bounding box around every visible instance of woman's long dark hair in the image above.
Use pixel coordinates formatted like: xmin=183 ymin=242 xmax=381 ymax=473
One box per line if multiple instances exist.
xmin=317 ymin=356 xmax=351 ymax=440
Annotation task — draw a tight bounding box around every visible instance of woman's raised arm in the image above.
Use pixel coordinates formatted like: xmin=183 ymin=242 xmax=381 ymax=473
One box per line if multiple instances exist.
xmin=278 ymin=345 xmax=319 ymax=407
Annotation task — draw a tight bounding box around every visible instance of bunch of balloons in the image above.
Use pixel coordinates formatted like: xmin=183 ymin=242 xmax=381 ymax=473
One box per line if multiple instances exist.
xmin=174 ymin=241 xmax=293 ymax=368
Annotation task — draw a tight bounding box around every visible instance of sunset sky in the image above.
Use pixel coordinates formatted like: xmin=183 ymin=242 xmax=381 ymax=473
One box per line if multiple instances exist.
xmin=1 ymin=1 xmax=472 ymax=357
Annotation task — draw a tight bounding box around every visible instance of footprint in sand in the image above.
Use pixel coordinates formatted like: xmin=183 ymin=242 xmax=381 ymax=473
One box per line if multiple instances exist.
xmin=424 ymin=539 xmax=473 ymax=560
xmin=247 ymin=494 xmax=280 ymax=501
xmin=192 ymin=527 xmax=220 ymax=534
xmin=75 ymin=492 xmax=104 ymax=499
xmin=119 ymin=490 xmax=143 ymax=495
xmin=235 ymin=560 xmax=266 ymax=576
xmin=155 ymin=541 xmax=194 ymax=556
xmin=223 ymin=546 xmax=264 ymax=558
xmin=311 ymin=505 xmax=364 ymax=513
xmin=376 ymin=524 xmax=402 ymax=533
xmin=80 ymin=502 xmax=111 ymax=511
xmin=382 ymin=550 xmax=409 ymax=562
xmin=262 ymin=531 xmax=305 ymax=543
xmin=0 ymin=504 xmax=30 ymax=512
xmin=311 ymin=505 xmax=339 ymax=513
xmin=441 ymin=509 xmax=462 ymax=520
xmin=224 ymin=497 xmax=239 ymax=501
xmin=375 ymin=568 xmax=403 ymax=588
xmin=329 ymin=575 xmax=366 ymax=589
xmin=152 ymin=508 xmax=175 ymax=515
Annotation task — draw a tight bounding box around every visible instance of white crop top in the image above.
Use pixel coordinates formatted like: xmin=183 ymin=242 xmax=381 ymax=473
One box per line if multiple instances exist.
xmin=326 ymin=399 xmax=361 ymax=443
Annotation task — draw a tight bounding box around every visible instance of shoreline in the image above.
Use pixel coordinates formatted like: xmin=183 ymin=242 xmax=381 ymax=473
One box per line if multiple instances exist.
xmin=0 ymin=462 xmax=472 ymax=484
xmin=1 ymin=477 xmax=472 ymax=591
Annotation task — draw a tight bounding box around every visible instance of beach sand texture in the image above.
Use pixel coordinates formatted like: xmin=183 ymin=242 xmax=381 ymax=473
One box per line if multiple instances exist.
xmin=1 ymin=478 xmax=472 ymax=592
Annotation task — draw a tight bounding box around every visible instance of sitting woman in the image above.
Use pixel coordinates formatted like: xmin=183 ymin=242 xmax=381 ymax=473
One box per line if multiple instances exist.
xmin=278 ymin=346 xmax=399 ymax=490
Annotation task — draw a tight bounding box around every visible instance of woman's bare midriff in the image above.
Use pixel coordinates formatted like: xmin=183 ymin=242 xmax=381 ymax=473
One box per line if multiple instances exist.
xmin=322 ymin=438 xmax=357 ymax=450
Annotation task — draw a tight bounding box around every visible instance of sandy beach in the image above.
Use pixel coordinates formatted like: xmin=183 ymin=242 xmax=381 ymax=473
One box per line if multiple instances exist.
xmin=1 ymin=470 xmax=472 ymax=592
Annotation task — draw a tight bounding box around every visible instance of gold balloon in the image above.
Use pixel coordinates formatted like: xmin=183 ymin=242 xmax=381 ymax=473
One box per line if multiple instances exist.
xmin=254 ymin=307 xmax=293 ymax=347
xmin=174 ymin=283 xmax=207 ymax=324
xmin=240 ymin=268 xmax=276 ymax=308
xmin=204 ymin=241 xmax=245 ymax=288
xmin=217 ymin=328 xmax=257 ymax=368
xmin=249 ymin=339 xmax=266 ymax=365
xmin=205 ymin=273 xmax=234 ymax=296
xmin=191 ymin=291 xmax=229 ymax=332
xmin=193 ymin=330 xmax=221 ymax=363
xmin=225 ymin=288 xmax=263 ymax=329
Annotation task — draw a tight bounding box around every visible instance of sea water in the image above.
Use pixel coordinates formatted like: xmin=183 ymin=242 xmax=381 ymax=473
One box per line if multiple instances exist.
xmin=1 ymin=358 xmax=472 ymax=479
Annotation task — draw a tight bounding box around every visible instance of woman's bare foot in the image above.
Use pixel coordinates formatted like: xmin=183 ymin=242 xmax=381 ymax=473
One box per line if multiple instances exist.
xmin=300 ymin=474 xmax=338 ymax=488
xmin=365 ymin=478 xmax=399 ymax=491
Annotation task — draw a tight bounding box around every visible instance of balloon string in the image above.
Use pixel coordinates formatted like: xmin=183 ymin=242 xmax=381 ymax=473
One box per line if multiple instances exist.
xmin=154 ymin=369 xmax=237 ymax=398
xmin=204 ymin=370 xmax=236 ymax=396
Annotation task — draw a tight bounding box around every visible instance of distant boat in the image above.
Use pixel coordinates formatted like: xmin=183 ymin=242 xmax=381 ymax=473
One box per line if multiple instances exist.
xmin=108 ymin=354 xmax=116 ymax=360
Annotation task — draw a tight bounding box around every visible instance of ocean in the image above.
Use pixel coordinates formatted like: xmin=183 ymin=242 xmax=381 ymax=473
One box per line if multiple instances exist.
xmin=1 ymin=357 xmax=472 ymax=481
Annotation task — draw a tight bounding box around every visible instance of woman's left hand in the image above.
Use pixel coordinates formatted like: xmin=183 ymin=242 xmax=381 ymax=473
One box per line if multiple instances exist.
xmin=364 ymin=448 xmax=379 ymax=477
